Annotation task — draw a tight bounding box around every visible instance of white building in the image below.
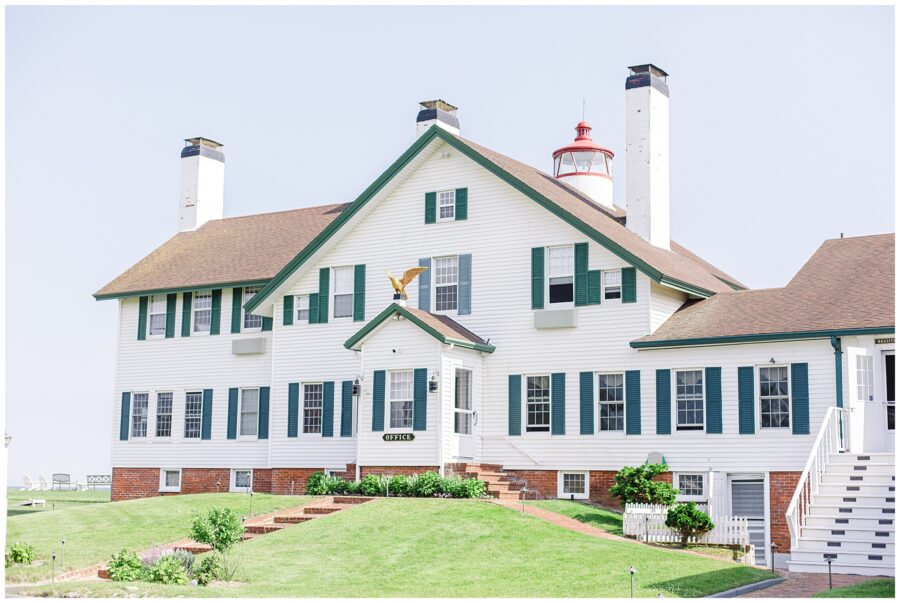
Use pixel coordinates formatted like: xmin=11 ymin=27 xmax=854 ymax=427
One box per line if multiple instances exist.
xmin=95 ymin=65 xmax=895 ymax=574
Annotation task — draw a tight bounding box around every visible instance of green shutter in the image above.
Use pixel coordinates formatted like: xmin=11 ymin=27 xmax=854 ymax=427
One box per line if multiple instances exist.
xmin=258 ymin=386 xmax=270 ymax=439
xmin=227 ymin=388 xmax=238 ymax=440
xmin=137 ymin=296 xmax=148 ymax=340
xmin=318 ymin=268 xmax=330 ymax=323
xmin=580 ymin=371 xmax=594 ymax=435
xmin=353 ymin=264 xmax=366 ymax=321
xmin=791 ymin=363 xmax=810 ymax=435
xmin=413 ymin=368 xmax=427 ymax=431
xmin=531 ymin=247 xmax=545 ymax=310
xmin=458 ymin=254 xmax=472 ymax=315
xmin=705 ymin=367 xmax=723 ymax=434
xmin=210 ymin=289 xmax=222 ymax=335
xmin=283 ymin=295 xmax=294 ymax=326
xmin=418 ymin=258 xmax=431 ymax=311
xmin=587 ymin=270 xmax=602 ymax=305
xmin=455 ymin=187 xmax=468 ymax=220
xmin=230 ymin=287 xmax=242 ymax=333
xmin=738 ymin=366 xmax=755 ymax=434
xmin=340 ymin=381 xmax=353 ymax=437
xmin=656 ymin=369 xmax=671 ymax=435
xmin=261 ymin=316 xmax=273 ymax=332
xmin=626 ymin=370 xmax=641 ymax=435
xmin=574 ymin=243 xmax=589 ymax=307
xmin=508 ymin=375 xmax=522 ymax=436
xmin=308 ymin=293 xmax=320 ymax=324
xmin=622 ymin=267 xmax=637 ymax=303
xmin=201 ymin=389 xmax=213 ymax=440
xmin=551 ymin=372 xmax=566 ymax=435
xmin=119 ymin=392 xmax=131 ymax=440
xmin=372 ymin=370 xmax=385 ymax=432
xmin=322 ymin=381 xmax=334 ymax=437
xmin=425 ymin=191 xmax=436 ymax=224
xmin=287 ymin=383 xmax=299 ymax=438
xmin=165 ymin=293 xmax=177 ymax=338
xmin=181 ymin=292 xmax=192 ymax=337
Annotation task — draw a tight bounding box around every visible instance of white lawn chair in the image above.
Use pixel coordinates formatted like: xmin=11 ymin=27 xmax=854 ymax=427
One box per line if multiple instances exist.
xmin=21 ymin=475 xmax=39 ymax=491
xmin=38 ymin=475 xmax=50 ymax=490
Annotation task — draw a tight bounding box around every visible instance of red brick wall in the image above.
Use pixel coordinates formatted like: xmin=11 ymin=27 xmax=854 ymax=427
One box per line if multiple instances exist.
xmin=111 ymin=467 xmax=160 ymax=501
xmin=589 ymin=470 xmax=620 ymax=507
xmin=181 ymin=468 xmax=230 ymax=494
xmin=360 ymin=466 xmax=440 ymax=478
xmin=253 ymin=469 xmax=272 ymax=493
xmin=770 ymin=471 xmax=801 ymax=552
xmin=270 ymin=468 xmax=324 ymax=495
xmin=501 ymin=470 xmax=557 ymax=499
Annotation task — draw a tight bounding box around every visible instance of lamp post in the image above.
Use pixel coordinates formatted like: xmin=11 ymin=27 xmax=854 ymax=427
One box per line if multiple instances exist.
xmin=629 ymin=566 xmax=636 ymax=598
xmin=826 ymin=558 xmax=833 ymax=589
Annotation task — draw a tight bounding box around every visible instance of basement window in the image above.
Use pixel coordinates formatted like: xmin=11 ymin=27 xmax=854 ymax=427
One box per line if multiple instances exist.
xmin=231 ymin=469 xmax=253 ymax=492
xmin=557 ymin=471 xmax=589 ymax=499
xmin=675 ymin=473 xmax=705 ymax=501
xmin=159 ymin=469 xmax=181 ymax=493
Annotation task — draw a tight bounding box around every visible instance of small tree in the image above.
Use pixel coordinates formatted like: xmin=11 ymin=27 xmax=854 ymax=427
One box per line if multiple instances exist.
xmin=609 ymin=464 xmax=678 ymax=505
xmin=665 ymin=502 xmax=715 ymax=547
xmin=189 ymin=507 xmax=244 ymax=579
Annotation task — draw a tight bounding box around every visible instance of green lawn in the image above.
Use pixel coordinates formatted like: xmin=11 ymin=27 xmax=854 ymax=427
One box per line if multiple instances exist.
xmin=5 ymin=492 xmax=309 ymax=583
xmin=6 ymin=488 xmax=110 ymax=517
xmin=21 ymin=498 xmax=773 ymax=598
xmin=526 ymin=499 xmax=624 ymax=535
xmin=813 ymin=578 xmax=896 ymax=598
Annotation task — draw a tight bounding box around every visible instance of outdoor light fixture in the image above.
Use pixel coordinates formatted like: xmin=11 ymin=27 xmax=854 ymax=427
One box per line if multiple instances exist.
xmin=352 ymin=378 xmax=361 ymax=397
xmin=428 ymin=371 xmax=439 ymax=393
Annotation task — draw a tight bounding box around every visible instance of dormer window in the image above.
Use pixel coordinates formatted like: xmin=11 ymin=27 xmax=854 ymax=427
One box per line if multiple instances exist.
xmin=547 ymin=246 xmax=574 ymax=305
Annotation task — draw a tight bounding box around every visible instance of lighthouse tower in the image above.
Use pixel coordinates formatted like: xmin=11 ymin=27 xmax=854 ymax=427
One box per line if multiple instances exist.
xmin=552 ymin=121 xmax=615 ymax=209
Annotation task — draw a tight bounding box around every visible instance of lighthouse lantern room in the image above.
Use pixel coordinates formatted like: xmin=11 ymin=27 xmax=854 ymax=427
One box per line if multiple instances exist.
xmin=552 ymin=121 xmax=615 ymax=209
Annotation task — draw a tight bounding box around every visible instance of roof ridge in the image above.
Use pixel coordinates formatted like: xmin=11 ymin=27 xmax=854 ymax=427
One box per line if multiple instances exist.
xmin=202 ymin=202 xmax=348 ymax=225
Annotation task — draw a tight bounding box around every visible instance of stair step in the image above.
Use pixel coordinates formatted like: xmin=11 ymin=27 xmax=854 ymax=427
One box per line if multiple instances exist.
xmin=304 ymin=507 xmax=341 ymax=515
xmin=813 ymin=494 xmax=897 ymax=506
xmin=809 ymin=504 xmax=895 ymax=519
xmin=178 ymin=544 xmax=213 ymax=555
xmin=244 ymin=524 xmax=284 ymax=534
xmin=788 ymin=560 xmax=895 ymax=577
xmin=822 ymin=473 xmax=896 ymax=486
xmin=802 ymin=526 xmax=895 ymax=540
xmin=332 ymin=496 xmax=373 ymax=505
xmin=796 ymin=538 xmax=895 ymax=553
xmin=819 ymin=483 xmax=895 ymax=496
xmin=274 ymin=515 xmax=315 ymax=524
xmin=790 ymin=550 xmax=895 ymax=566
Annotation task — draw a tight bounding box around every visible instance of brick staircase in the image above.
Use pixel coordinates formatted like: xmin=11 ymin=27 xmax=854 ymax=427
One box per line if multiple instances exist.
xmin=450 ymin=464 xmax=524 ymax=501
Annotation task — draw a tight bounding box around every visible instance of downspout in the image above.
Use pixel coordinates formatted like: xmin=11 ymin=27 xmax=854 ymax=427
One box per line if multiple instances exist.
xmin=830 ymin=336 xmax=843 ymax=408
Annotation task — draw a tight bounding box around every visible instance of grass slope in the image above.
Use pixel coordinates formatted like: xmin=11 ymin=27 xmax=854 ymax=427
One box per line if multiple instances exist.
xmin=7 ymin=488 xmax=110 ymax=517
xmin=24 ymin=498 xmax=772 ymax=598
xmin=5 ymin=493 xmax=309 ymax=583
xmin=527 ymin=499 xmax=624 ymax=535
xmin=812 ymin=578 xmax=896 ymax=598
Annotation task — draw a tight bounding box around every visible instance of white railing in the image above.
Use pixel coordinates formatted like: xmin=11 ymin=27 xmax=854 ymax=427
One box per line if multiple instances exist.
xmin=786 ymin=406 xmax=851 ymax=551
xmin=623 ymin=503 xmax=750 ymax=547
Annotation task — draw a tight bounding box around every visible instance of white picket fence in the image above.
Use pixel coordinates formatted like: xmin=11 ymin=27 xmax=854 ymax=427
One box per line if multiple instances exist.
xmin=623 ymin=503 xmax=750 ymax=547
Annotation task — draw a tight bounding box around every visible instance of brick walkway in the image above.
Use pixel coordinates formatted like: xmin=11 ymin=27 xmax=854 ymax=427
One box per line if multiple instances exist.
xmin=740 ymin=570 xmax=884 ymax=597
xmin=491 ymin=499 xmax=628 ymax=541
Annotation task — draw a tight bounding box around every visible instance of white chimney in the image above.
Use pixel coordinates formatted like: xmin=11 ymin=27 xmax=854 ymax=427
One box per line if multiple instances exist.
xmin=179 ymin=137 xmax=224 ymax=231
xmin=416 ymin=100 xmax=460 ymax=138
xmin=625 ymin=64 xmax=670 ymax=250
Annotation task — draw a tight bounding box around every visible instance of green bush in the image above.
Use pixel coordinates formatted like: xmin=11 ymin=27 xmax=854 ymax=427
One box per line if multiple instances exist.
xmin=170 ymin=549 xmax=195 ymax=576
xmin=666 ymin=502 xmax=715 ymax=547
xmin=609 ymin=464 xmax=678 ymax=505
xmin=344 ymin=480 xmax=361 ymax=495
xmin=458 ymin=477 xmax=486 ymax=498
xmin=147 ymin=554 xmax=188 ymax=585
xmin=387 ymin=474 xmax=410 ymax=496
xmin=107 ymin=549 xmax=144 ymax=582
xmin=189 ymin=507 xmax=244 ymax=555
xmin=195 ymin=554 xmax=225 ymax=586
xmin=411 ymin=471 xmax=443 ymax=497
xmin=306 ymin=471 xmax=485 ymax=499
xmin=359 ymin=474 xmax=387 ymax=497
xmin=5 ymin=542 xmax=35 ymax=567
xmin=305 ymin=471 xmax=327 ymax=495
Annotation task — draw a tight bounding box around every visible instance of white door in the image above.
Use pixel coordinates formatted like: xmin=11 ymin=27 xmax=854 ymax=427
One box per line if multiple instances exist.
xmin=883 ymin=352 xmax=895 ymax=452
xmin=451 ymin=367 xmax=476 ymax=459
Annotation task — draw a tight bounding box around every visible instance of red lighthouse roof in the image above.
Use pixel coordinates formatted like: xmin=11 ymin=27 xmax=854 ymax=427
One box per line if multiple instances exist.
xmin=552 ymin=121 xmax=614 ymax=158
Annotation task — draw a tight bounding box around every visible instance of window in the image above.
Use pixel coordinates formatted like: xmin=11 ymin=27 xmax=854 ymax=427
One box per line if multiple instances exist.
xmin=242 ymin=286 xmax=263 ymax=330
xmin=295 ymin=294 xmax=310 ymax=323
xmin=131 ymin=393 xmax=148 ymax=438
xmin=856 ymin=355 xmax=874 ymax=402
xmin=231 ymin=469 xmax=253 ymax=492
xmin=155 ymin=392 xmax=173 ymax=438
xmin=759 ymin=366 xmax=790 ymax=428
xmin=526 ymin=375 xmax=551 ymax=432
xmin=887 ymin=354 xmax=895 ymax=431
xmin=159 ymin=469 xmax=181 ymax=493
xmin=240 ymin=388 xmax=259 ymax=437
xmin=598 ymin=373 xmax=625 ymax=431
xmin=192 ymin=290 xmax=212 ymax=333
xmin=333 ymin=266 xmax=354 ymax=319
xmin=148 ymin=295 xmax=167 ymax=336
xmin=454 ymin=368 xmax=473 ymax=435
xmin=389 ymin=370 xmax=414 ymax=429
xmin=438 ymin=190 xmax=456 ymax=221
xmin=558 ymin=472 xmax=589 ymax=499
xmin=675 ymin=370 xmax=704 ymax=430
xmin=434 ymin=256 xmax=459 ymax=312
xmin=676 ymin=473 xmax=705 ymax=500
xmin=184 ymin=392 xmax=203 ymax=439
xmin=604 ymin=270 xmax=622 ymax=300
xmin=547 ymin=246 xmax=574 ymax=304
xmin=303 ymin=383 xmax=323 ymax=434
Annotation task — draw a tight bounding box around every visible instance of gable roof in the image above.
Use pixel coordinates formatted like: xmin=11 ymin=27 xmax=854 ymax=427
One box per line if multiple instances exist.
xmin=94 ymin=204 xmax=347 ymax=299
xmin=632 ymin=234 xmax=895 ymax=348
xmin=344 ymin=303 xmax=496 ymax=353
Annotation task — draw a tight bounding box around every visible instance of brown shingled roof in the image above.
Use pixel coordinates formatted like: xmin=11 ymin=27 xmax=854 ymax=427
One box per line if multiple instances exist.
xmin=633 ymin=234 xmax=895 ymax=346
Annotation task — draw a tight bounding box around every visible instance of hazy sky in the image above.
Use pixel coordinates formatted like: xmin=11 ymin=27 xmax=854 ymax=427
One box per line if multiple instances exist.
xmin=5 ymin=5 xmax=894 ymax=485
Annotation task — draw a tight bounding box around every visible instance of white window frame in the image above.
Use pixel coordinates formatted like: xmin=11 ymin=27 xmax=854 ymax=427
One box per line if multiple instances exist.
xmin=432 ymin=255 xmax=459 ymax=314
xmin=159 ymin=468 xmax=181 ymax=493
xmin=130 ymin=392 xmax=149 ymax=439
xmin=454 ymin=368 xmax=474 ymax=435
xmin=295 ymin=294 xmax=310 ymax=324
xmin=603 ymin=269 xmax=622 ymax=301
xmin=437 ymin=190 xmax=456 ymax=222
xmin=758 ymin=365 xmax=791 ymax=430
xmin=191 ymin=289 xmax=212 ymax=335
xmin=302 ymin=382 xmax=324 ymax=435
xmin=546 ymin=245 xmax=575 ymax=307
xmin=597 ymin=372 xmax=625 ymax=432
xmin=239 ymin=387 xmax=259 ymax=438
xmin=155 ymin=391 xmax=173 ymax=439
xmin=525 ymin=374 xmax=551 ymax=433
xmin=230 ymin=469 xmax=253 ymax=492
xmin=856 ymin=354 xmax=875 ymax=402
xmin=242 ymin=286 xmax=263 ymax=332
xmin=674 ymin=368 xmax=705 ymax=431
xmin=148 ymin=294 xmax=167 ymax=337
xmin=557 ymin=471 xmax=589 ymax=499
xmin=184 ymin=391 xmax=203 ymax=439
xmin=674 ymin=472 xmax=706 ymax=502
xmin=332 ymin=266 xmax=355 ymax=320
xmin=388 ymin=370 xmax=414 ymax=431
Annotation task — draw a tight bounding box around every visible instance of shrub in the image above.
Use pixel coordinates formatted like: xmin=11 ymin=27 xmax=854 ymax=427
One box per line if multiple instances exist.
xmin=666 ymin=502 xmax=715 ymax=547
xmin=107 ymin=549 xmax=144 ymax=582
xmin=458 ymin=477 xmax=486 ymax=498
xmin=344 ymin=480 xmax=361 ymax=495
xmin=411 ymin=471 xmax=442 ymax=497
xmin=189 ymin=507 xmax=244 ymax=555
xmin=305 ymin=471 xmax=327 ymax=495
xmin=170 ymin=549 xmax=195 ymax=576
xmin=140 ymin=545 xmax=166 ymax=568
xmin=195 ymin=554 xmax=225 ymax=586
xmin=609 ymin=464 xmax=678 ymax=505
xmin=359 ymin=474 xmax=386 ymax=497
xmin=147 ymin=554 xmax=188 ymax=585
xmin=388 ymin=474 xmax=410 ymax=496
xmin=5 ymin=542 xmax=35 ymax=567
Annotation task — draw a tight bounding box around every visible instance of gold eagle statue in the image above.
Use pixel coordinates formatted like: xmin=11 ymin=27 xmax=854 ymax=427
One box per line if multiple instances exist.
xmin=387 ymin=267 xmax=429 ymax=300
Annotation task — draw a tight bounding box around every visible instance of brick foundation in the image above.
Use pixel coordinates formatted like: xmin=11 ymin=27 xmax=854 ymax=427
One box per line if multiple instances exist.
xmin=181 ymin=468 xmax=231 ymax=494
xmin=111 ymin=467 xmax=161 ymax=501
xmin=501 ymin=470 xmax=557 ymax=499
xmin=270 ymin=468 xmax=325 ymax=495
xmin=589 ymin=470 xmax=621 ymax=507
xmin=769 ymin=471 xmax=801 ymax=553
xmin=252 ymin=468 xmax=272 ymax=493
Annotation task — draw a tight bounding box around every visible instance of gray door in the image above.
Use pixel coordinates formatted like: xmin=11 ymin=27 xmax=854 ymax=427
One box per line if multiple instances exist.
xmin=731 ymin=479 xmax=766 ymax=565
